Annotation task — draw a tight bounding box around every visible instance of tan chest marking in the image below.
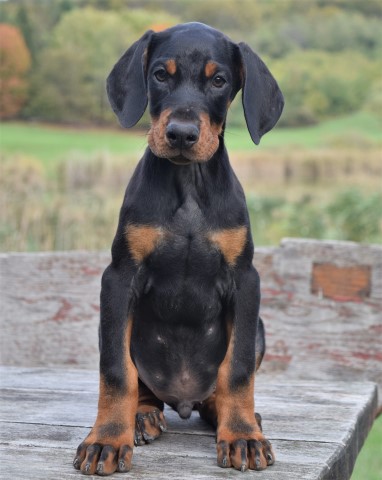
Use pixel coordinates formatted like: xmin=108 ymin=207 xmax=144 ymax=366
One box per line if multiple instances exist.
xmin=125 ymin=225 xmax=165 ymax=263
xmin=208 ymin=226 xmax=247 ymax=266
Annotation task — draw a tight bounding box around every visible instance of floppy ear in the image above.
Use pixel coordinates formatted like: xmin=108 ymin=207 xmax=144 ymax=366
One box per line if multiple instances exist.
xmin=238 ymin=42 xmax=284 ymax=145
xmin=107 ymin=30 xmax=153 ymax=128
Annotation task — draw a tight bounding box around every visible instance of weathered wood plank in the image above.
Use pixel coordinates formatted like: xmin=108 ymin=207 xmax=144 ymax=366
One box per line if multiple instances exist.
xmin=0 ymin=387 xmax=374 ymax=443
xmin=0 ymin=443 xmax=330 ymax=480
xmin=0 ymin=368 xmax=378 ymax=479
xmin=0 ymin=368 xmax=377 ymax=443
xmin=1 ymin=241 xmax=381 ymax=411
xmin=0 ymin=251 xmax=109 ymax=369
xmin=257 ymin=239 xmax=382 ymax=409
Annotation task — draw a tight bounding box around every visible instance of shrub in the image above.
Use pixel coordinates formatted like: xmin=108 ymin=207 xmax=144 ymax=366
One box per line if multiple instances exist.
xmin=270 ymin=50 xmax=380 ymax=125
xmin=247 ymin=189 xmax=382 ymax=245
xmin=0 ymin=24 xmax=31 ymax=118
xmin=326 ymin=189 xmax=382 ymax=243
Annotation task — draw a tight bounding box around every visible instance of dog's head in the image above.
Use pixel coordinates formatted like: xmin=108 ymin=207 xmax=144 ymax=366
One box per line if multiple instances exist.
xmin=107 ymin=23 xmax=284 ymax=165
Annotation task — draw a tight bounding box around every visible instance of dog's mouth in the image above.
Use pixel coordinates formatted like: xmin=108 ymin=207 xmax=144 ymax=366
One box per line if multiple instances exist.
xmin=151 ymin=145 xmax=208 ymax=165
xmin=167 ymin=154 xmax=193 ymax=166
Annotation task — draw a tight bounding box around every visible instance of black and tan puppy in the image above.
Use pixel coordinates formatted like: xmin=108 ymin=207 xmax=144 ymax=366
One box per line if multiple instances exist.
xmin=73 ymin=22 xmax=283 ymax=475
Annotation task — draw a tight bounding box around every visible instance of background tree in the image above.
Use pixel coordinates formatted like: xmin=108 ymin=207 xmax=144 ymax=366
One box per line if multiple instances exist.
xmin=25 ymin=7 xmax=178 ymax=124
xmin=1 ymin=0 xmax=381 ymax=126
xmin=0 ymin=24 xmax=31 ymax=119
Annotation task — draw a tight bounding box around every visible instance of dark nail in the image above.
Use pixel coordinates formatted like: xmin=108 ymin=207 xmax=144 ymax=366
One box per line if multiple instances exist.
xmin=96 ymin=463 xmax=103 ymax=474
xmin=143 ymin=432 xmax=154 ymax=442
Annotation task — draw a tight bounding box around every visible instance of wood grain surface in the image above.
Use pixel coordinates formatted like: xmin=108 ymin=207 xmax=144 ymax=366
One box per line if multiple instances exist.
xmin=0 ymin=367 xmax=378 ymax=480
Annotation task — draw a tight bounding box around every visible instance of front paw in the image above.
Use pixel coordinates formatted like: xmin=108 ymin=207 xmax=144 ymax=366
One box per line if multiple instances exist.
xmin=217 ymin=434 xmax=274 ymax=472
xmin=73 ymin=428 xmax=134 ymax=475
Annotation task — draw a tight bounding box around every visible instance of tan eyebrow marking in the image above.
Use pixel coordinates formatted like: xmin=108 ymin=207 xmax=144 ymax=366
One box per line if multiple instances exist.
xmin=205 ymin=61 xmax=218 ymax=78
xmin=165 ymin=59 xmax=177 ymax=75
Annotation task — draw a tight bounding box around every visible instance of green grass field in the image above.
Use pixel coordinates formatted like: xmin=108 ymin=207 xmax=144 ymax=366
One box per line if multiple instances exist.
xmin=1 ymin=122 xmax=148 ymax=166
xmin=351 ymin=416 xmax=382 ymax=480
xmin=226 ymin=111 xmax=382 ymax=150
xmin=1 ymin=111 xmax=381 ymax=167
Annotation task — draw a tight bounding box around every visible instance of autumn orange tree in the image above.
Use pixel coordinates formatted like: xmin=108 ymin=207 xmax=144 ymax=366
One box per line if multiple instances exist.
xmin=0 ymin=24 xmax=31 ymax=119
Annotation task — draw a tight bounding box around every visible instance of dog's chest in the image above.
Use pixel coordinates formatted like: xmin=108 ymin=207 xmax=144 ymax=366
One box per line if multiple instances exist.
xmin=127 ymin=195 xmax=247 ymax=273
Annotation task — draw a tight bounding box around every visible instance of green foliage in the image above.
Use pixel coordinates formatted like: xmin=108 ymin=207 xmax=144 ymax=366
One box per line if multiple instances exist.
xmin=25 ymin=8 xmax=130 ymax=123
xmin=271 ymin=50 xmax=380 ymax=126
xmin=1 ymin=0 xmax=381 ymax=126
xmin=363 ymin=79 xmax=382 ymax=120
xmin=326 ymin=189 xmax=382 ymax=242
xmin=247 ymin=189 xmax=382 ymax=246
xmin=251 ymin=8 xmax=382 ymax=59
xmin=25 ymin=7 xmax=178 ymax=124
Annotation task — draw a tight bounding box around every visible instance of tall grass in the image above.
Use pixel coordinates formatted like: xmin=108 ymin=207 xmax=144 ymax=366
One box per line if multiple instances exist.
xmin=1 ymin=147 xmax=381 ymax=251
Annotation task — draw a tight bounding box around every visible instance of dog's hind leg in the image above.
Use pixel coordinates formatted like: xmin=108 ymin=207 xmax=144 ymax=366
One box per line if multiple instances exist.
xmin=134 ymin=379 xmax=167 ymax=446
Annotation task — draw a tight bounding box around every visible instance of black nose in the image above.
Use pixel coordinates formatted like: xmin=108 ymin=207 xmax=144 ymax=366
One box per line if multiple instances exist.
xmin=166 ymin=122 xmax=199 ymax=150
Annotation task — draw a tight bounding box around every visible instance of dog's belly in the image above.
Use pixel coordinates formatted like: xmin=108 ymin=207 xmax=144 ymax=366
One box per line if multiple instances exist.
xmin=131 ymin=307 xmax=227 ymax=417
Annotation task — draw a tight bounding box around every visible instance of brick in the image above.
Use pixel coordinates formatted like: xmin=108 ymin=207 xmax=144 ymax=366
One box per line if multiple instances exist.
xmin=311 ymin=263 xmax=371 ymax=301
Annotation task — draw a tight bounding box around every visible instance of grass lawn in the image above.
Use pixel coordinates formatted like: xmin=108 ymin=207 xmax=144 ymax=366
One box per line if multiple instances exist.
xmin=351 ymin=415 xmax=382 ymax=480
xmin=1 ymin=112 xmax=381 ymax=168
xmin=225 ymin=110 xmax=382 ymax=150
xmin=0 ymin=122 xmax=148 ymax=165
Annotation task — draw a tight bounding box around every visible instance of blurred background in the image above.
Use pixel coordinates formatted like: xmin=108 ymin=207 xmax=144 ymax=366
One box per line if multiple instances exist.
xmin=0 ymin=0 xmax=381 ymax=252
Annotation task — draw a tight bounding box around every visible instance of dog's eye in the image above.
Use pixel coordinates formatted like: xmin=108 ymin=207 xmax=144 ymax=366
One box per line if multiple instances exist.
xmin=154 ymin=69 xmax=167 ymax=82
xmin=212 ymin=75 xmax=226 ymax=88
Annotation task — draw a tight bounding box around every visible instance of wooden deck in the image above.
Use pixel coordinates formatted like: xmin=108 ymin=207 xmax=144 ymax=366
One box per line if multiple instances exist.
xmin=1 ymin=240 xmax=381 ymax=478
xmin=0 ymin=367 xmax=377 ymax=479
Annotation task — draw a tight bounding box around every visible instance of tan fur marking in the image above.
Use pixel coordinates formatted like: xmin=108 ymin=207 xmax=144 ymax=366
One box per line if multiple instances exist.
xmin=205 ymin=61 xmax=218 ymax=78
xmin=125 ymin=224 xmax=165 ymax=263
xmin=165 ymin=59 xmax=177 ymax=75
xmin=191 ymin=112 xmax=222 ymax=162
xmin=208 ymin=226 xmax=247 ymax=266
xmin=215 ymin=323 xmax=261 ymax=443
xmin=148 ymin=108 xmax=173 ymax=158
xmin=84 ymin=316 xmax=138 ymax=449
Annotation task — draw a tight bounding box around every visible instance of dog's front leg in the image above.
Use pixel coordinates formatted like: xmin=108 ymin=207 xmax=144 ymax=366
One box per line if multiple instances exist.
xmin=215 ymin=266 xmax=275 ymax=472
xmin=74 ymin=262 xmax=139 ymax=475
